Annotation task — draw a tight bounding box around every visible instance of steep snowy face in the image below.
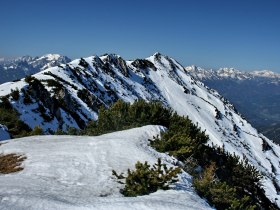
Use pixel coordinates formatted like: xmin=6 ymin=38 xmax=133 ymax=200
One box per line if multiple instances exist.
xmin=0 ymin=54 xmax=71 ymax=84
xmin=0 ymin=124 xmax=10 ymax=141
xmin=185 ymin=65 xmax=280 ymax=143
xmin=0 ymin=126 xmax=212 ymax=210
xmin=1 ymin=53 xmax=280 ymax=206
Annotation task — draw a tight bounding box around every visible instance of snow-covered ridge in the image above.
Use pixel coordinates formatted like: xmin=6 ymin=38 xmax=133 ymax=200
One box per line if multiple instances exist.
xmin=0 ymin=52 xmax=280 ymax=206
xmin=185 ymin=65 xmax=280 ymax=81
xmin=0 ymin=126 xmax=212 ymax=210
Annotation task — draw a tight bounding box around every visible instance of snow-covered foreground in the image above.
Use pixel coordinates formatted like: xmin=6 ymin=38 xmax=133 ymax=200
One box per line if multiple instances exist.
xmin=0 ymin=126 xmax=212 ymax=210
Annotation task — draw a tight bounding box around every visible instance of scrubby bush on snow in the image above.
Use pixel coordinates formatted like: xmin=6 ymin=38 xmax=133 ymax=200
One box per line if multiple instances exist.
xmin=29 ymin=126 xmax=44 ymax=136
xmin=112 ymin=158 xmax=181 ymax=197
xmin=193 ymin=162 xmax=256 ymax=210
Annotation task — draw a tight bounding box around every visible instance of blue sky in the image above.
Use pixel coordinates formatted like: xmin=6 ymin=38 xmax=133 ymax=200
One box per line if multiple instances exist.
xmin=1 ymin=0 xmax=280 ymax=72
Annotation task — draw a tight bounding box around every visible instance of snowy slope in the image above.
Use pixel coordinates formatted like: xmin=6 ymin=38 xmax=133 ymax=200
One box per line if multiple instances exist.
xmin=0 ymin=126 xmax=212 ymax=210
xmin=0 ymin=124 xmax=10 ymax=141
xmin=0 ymin=54 xmax=71 ymax=84
xmin=185 ymin=65 xmax=280 ymax=143
xmin=0 ymin=53 xmax=280 ymax=206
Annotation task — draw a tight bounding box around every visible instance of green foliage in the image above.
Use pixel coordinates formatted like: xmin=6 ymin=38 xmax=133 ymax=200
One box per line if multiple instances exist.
xmin=0 ymin=98 xmax=32 ymax=138
xmin=44 ymin=79 xmax=63 ymax=93
xmin=150 ymin=112 xmax=208 ymax=160
xmin=29 ymin=126 xmax=44 ymax=136
xmin=54 ymin=129 xmax=67 ymax=135
xmin=83 ymin=99 xmax=173 ymax=135
xmin=67 ymin=127 xmax=79 ymax=135
xmin=23 ymin=91 xmax=32 ymax=104
xmin=10 ymin=88 xmax=20 ymax=101
xmin=193 ymin=163 xmax=256 ymax=210
xmin=0 ymin=96 xmax=13 ymax=109
xmin=24 ymin=75 xmax=36 ymax=83
xmin=113 ymin=158 xmax=181 ymax=197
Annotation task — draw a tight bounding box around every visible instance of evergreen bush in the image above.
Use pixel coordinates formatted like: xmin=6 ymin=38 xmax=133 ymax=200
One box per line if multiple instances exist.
xmin=10 ymin=88 xmax=20 ymax=101
xmin=29 ymin=126 xmax=44 ymax=136
xmin=193 ymin=162 xmax=256 ymax=210
xmin=113 ymin=158 xmax=181 ymax=196
xmin=0 ymin=99 xmax=32 ymax=138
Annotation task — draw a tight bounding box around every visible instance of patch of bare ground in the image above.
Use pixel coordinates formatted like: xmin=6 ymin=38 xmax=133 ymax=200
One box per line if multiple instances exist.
xmin=0 ymin=153 xmax=26 ymax=174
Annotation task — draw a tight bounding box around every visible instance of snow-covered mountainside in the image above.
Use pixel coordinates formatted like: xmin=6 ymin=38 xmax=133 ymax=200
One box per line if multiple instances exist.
xmin=186 ymin=65 xmax=280 ymax=82
xmin=0 ymin=126 xmax=212 ymax=210
xmin=1 ymin=53 xmax=280 ymax=206
xmin=0 ymin=54 xmax=71 ymax=84
xmin=185 ymin=65 xmax=280 ymax=143
xmin=0 ymin=124 xmax=10 ymax=141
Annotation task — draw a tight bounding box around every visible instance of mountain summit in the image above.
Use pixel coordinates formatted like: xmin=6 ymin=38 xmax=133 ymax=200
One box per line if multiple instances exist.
xmin=0 ymin=53 xmax=280 ymax=206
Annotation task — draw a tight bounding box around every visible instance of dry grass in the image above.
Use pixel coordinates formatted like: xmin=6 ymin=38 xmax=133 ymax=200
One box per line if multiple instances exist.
xmin=0 ymin=153 xmax=26 ymax=174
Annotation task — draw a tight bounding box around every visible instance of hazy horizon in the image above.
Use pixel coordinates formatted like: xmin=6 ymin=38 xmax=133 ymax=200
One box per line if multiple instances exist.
xmin=1 ymin=0 xmax=280 ymax=72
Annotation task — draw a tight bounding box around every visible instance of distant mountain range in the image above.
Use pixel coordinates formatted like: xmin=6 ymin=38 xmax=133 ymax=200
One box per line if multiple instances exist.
xmin=186 ymin=66 xmax=280 ymax=143
xmin=0 ymin=54 xmax=71 ymax=84
xmin=1 ymin=53 xmax=280 ymax=206
xmin=185 ymin=66 xmax=280 ymax=81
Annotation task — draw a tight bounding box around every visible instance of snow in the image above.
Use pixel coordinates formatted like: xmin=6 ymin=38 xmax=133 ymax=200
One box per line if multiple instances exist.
xmin=40 ymin=54 xmax=62 ymax=61
xmin=186 ymin=65 xmax=280 ymax=80
xmin=0 ymin=126 xmax=212 ymax=210
xmin=0 ymin=124 xmax=10 ymax=141
xmin=0 ymin=80 xmax=27 ymax=97
xmin=0 ymin=52 xmax=280 ymax=206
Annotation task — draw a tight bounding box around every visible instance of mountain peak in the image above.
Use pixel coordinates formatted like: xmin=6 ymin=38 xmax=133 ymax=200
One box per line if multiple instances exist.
xmin=153 ymin=52 xmax=162 ymax=56
xmin=40 ymin=54 xmax=63 ymax=60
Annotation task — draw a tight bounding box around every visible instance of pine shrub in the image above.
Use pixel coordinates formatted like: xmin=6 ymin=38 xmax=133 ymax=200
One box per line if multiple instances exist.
xmin=193 ymin=162 xmax=256 ymax=210
xmin=113 ymin=158 xmax=181 ymax=197
xmin=0 ymin=99 xmax=32 ymax=138
xmin=10 ymin=88 xmax=20 ymax=101
xmin=84 ymin=99 xmax=173 ymax=135
xmin=29 ymin=126 xmax=44 ymax=136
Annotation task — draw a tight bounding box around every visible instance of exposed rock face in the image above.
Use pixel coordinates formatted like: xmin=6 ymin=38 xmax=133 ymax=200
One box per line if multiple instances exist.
xmin=131 ymin=59 xmax=156 ymax=71
xmin=103 ymin=54 xmax=129 ymax=77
